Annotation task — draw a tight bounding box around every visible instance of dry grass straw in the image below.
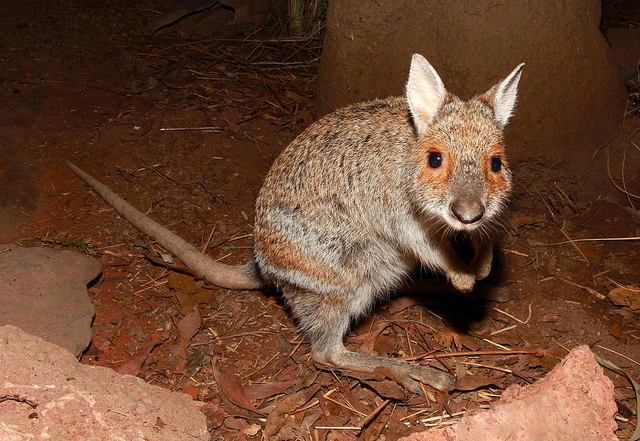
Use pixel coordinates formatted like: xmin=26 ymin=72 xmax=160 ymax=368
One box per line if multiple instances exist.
xmin=554 ymin=275 xmax=605 ymax=300
xmin=140 ymin=35 xmax=321 ymax=139
xmin=543 ymin=236 xmax=640 ymax=245
xmin=595 ymin=351 xmax=640 ymax=441
xmin=604 ymin=71 xmax=640 ymax=208
xmin=534 ymin=183 xmax=592 ymax=262
xmin=490 ymin=303 xmax=532 ymax=324
xmin=606 ymin=137 xmax=640 ymax=206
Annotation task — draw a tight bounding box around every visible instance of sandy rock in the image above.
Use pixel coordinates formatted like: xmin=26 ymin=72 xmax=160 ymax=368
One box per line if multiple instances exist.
xmin=0 ymin=244 xmax=100 ymax=357
xmin=400 ymin=345 xmax=617 ymax=441
xmin=0 ymin=325 xmax=209 ymax=441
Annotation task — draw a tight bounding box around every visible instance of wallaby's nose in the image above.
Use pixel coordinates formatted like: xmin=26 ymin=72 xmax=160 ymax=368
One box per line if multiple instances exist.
xmin=450 ymin=200 xmax=485 ymax=224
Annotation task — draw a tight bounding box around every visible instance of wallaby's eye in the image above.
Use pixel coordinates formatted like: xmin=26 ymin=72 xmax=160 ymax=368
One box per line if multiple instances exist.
xmin=491 ymin=156 xmax=502 ymax=172
xmin=428 ymin=152 xmax=443 ymax=168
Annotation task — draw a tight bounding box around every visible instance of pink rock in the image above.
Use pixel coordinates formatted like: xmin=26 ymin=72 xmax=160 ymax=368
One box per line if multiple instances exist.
xmin=400 ymin=345 xmax=617 ymax=441
xmin=0 ymin=325 xmax=208 ymax=440
xmin=0 ymin=244 xmax=100 ymax=357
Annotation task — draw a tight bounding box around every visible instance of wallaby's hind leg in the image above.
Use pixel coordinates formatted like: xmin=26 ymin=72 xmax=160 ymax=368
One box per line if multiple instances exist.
xmin=284 ymin=287 xmax=454 ymax=393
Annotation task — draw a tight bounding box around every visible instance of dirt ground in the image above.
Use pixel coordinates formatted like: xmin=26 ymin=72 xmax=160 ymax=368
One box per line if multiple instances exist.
xmin=2 ymin=1 xmax=639 ymax=440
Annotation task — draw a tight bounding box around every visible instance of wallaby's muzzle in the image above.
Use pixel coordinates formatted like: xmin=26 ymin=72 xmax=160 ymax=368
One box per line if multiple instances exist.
xmin=450 ymin=198 xmax=486 ymax=225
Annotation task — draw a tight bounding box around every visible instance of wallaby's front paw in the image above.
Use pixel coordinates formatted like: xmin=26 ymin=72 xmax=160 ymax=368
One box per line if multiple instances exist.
xmin=449 ymin=272 xmax=476 ymax=292
xmin=471 ymin=242 xmax=493 ymax=281
xmin=474 ymin=258 xmax=492 ymax=280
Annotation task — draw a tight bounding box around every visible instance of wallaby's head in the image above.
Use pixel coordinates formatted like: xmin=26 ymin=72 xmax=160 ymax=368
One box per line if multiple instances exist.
xmin=406 ymin=54 xmax=524 ymax=234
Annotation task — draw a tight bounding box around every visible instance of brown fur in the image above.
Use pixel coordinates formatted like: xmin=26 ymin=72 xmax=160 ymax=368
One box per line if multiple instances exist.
xmin=254 ymin=232 xmax=356 ymax=292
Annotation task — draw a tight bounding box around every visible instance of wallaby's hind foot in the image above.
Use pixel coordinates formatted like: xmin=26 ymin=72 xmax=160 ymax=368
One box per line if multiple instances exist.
xmin=313 ymin=347 xmax=454 ymax=394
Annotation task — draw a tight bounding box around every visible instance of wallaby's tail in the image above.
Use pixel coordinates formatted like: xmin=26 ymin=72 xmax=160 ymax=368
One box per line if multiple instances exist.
xmin=65 ymin=160 xmax=265 ymax=290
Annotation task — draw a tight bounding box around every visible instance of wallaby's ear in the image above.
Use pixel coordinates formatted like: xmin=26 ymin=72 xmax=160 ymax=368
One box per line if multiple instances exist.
xmin=406 ymin=54 xmax=447 ymax=136
xmin=484 ymin=63 xmax=525 ymax=129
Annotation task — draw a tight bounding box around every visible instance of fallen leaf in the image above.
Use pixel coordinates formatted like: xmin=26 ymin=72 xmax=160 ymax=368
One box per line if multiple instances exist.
xmin=175 ymin=291 xmax=196 ymax=313
xmin=264 ymin=384 xmax=321 ymax=438
xmin=301 ymin=409 xmax=323 ymax=435
xmin=609 ymin=286 xmax=640 ymax=310
xmin=343 ymin=388 xmax=372 ymax=416
xmin=183 ymin=385 xmax=199 ymax=400
xmin=115 ymin=331 xmax=169 ymax=376
xmin=185 ymin=347 xmax=210 ymax=377
xmin=168 ymin=272 xmax=197 ymax=294
xmin=168 ymin=272 xmax=198 ymax=312
xmin=199 ymin=401 xmax=226 ymax=430
xmin=434 ymin=330 xmax=462 ymax=350
xmin=361 ymin=400 xmax=391 ymax=441
xmin=243 ymin=423 xmax=262 ymax=436
xmin=177 ymin=305 xmax=201 ymax=347
xmin=292 ymin=372 xmax=319 ymax=392
xmin=447 ymin=397 xmax=472 ymax=414
xmin=352 ymin=322 xmax=390 ymax=354
xmin=386 ymin=412 xmax=415 ymax=440
xmin=353 ymin=315 xmax=378 ymax=335
xmin=193 ymin=286 xmax=217 ymax=304
xmin=243 ymin=380 xmax=296 ymax=401
xmin=455 ymin=371 xmax=506 ymax=391
xmin=491 ymin=331 xmax=522 ymax=347
xmin=361 ymin=378 xmax=407 ymax=401
xmin=609 ymin=322 xmax=623 ymax=339
xmin=529 ymin=346 xmax=565 ymax=372
xmin=224 ymin=416 xmax=249 ymax=431
xmin=373 ymin=334 xmax=398 ymax=357
xmin=458 ymin=334 xmax=481 ymax=351
xmin=277 ymin=332 xmax=294 ymax=355
xmin=270 ymin=422 xmax=296 ymax=441
xmin=212 ymin=362 xmax=265 ymax=416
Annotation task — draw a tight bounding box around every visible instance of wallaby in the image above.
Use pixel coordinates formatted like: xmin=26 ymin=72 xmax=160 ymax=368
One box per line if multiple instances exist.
xmin=67 ymin=54 xmax=523 ymax=394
